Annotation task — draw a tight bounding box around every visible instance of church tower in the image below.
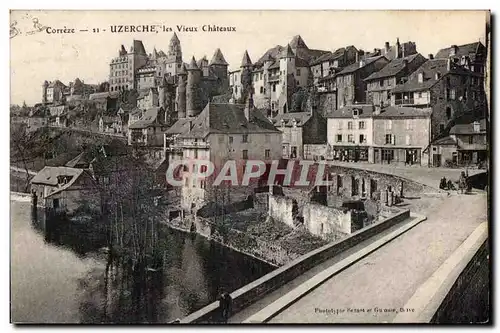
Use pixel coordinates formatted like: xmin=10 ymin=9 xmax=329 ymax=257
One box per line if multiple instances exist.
xmin=168 ymin=33 xmax=182 ymax=62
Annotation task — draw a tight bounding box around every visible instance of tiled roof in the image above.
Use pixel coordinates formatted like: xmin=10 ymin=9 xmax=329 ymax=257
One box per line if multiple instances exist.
xmin=255 ymin=45 xmax=283 ymax=66
xmin=374 ymin=106 xmax=433 ymax=118
xmin=128 ymin=107 xmax=164 ymax=129
xmin=295 ymin=57 xmax=310 ymax=67
xmin=325 ymin=104 xmax=376 ymax=118
xmin=269 ymin=60 xmax=280 ymax=69
xmin=435 ymin=42 xmax=483 ymax=60
xmin=290 ymin=35 xmax=308 ymax=49
xmin=391 ymin=59 xmax=473 ymax=93
xmin=165 ymin=118 xmax=194 ymax=135
xmin=31 ymin=166 xmax=83 ymax=187
xmin=310 ymin=47 xmax=346 ymax=65
xmin=280 ymin=44 xmax=295 ymax=59
xmin=188 ymin=56 xmax=199 ymax=70
xmin=365 ymin=54 xmax=421 ymax=81
xmin=432 ymin=136 xmax=457 ymax=146
xmin=178 ymin=103 xmax=280 ymax=138
xmin=338 ymin=55 xmax=387 ymax=75
xmin=450 ymin=118 xmax=487 ymax=135
xmin=210 ymin=48 xmax=229 ymax=66
xmin=89 ymin=92 xmax=119 ymax=100
xmin=272 ymin=112 xmax=312 ymax=127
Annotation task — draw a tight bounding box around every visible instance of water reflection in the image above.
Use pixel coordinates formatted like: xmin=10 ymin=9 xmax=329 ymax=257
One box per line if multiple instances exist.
xmin=13 ymin=201 xmax=274 ymax=323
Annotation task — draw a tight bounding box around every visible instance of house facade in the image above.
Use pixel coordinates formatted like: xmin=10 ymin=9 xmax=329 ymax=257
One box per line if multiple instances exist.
xmin=30 ymin=166 xmax=100 ymax=214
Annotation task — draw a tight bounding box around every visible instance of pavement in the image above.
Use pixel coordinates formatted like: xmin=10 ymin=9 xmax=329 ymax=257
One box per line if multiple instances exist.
xmin=327 ymin=161 xmax=486 ymax=190
xmin=264 ymin=190 xmax=487 ymax=323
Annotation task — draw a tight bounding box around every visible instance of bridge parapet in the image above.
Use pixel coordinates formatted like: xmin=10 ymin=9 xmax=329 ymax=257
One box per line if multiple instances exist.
xmin=180 ymin=208 xmax=410 ymax=324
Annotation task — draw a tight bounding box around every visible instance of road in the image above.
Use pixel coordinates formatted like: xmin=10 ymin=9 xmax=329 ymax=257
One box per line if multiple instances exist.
xmin=266 ymin=191 xmax=487 ymax=323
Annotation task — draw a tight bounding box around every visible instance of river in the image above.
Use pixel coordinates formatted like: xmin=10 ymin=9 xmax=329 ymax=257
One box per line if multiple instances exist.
xmin=10 ymin=199 xmax=274 ymax=323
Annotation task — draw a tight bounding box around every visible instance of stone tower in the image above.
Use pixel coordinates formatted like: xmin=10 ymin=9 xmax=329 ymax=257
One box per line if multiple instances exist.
xmin=279 ymin=44 xmax=296 ymax=114
xmin=186 ymin=57 xmax=202 ymax=117
xmin=158 ymin=76 xmax=166 ymax=108
xmin=176 ymin=63 xmax=187 ymax=119
xmin=209 ymin=48 xmax=229 ymax=94
xmin=240 ymin=50 xmax=253 ymax=104
xmin=168 ymin=33 xmax=182 ymax=62
xmin=42 ymin=80 xmax=49 ymax=104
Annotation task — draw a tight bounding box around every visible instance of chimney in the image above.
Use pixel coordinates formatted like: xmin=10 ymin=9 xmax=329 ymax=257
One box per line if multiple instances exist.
xmin=447 ymin=58 xmax=452 ymax=71
xmin=428 ymin=54 xmax=434 ymax=60
xmin=384 ymin=42 xmax=390 ymax=53
xmin=450 ymin=45 xmax=458 ymax=56
xmin=244 ymin=92 xmax=254 ymax=121
xmin=473 ymin=121 xmax=480 ymax=132
xmin=359 ymin=59 xmax=365 ymax=68
xmin=374 ymin=104 xmax=381 ymax=115
xmin=402 ymin=59 xmax=408 ymax=68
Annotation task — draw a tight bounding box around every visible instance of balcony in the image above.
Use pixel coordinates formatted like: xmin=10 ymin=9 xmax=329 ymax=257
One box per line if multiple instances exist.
xmin=180 ymin=141 xmax=210 ymax=149
xmin=268 ymin=75 xmax=280 ymax=82
xmin=395 ymin=98 xmax=415 ymax=106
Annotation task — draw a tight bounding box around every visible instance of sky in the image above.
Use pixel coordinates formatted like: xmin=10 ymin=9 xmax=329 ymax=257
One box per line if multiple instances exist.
xmin=10 ymin=10 xmax=488 ymax=106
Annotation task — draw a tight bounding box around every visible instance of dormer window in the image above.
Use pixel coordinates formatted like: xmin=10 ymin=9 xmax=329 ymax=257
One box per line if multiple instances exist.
xmin=418 ymin=73 xmax=424 ymax=83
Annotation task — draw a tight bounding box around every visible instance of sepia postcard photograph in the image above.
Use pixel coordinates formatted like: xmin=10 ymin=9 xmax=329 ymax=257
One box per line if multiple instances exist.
xmin=8 ymin=9 xmax=490 ymax=325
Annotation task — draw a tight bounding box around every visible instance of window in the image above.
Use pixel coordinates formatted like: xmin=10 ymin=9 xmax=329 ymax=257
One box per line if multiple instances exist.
xmin=380 ymin=79 xmax=384 ymax=87
xmin=348 ymin=134 xmax=354 ymax=143
xmin=297 ymin=68 xmax=301 ymax=76
xmin=418 ymin=73 xmax=424 ymax=83
xmin=468 ymin=136 xmax=474 ymax=144
xmin=439 ymin=124 xmax=445 ymax=133
xmin=234 ymin=86 xmax=238 ymax=94
xmin=348 ymin=121 xmax=353 ymax=130
xmin=406 ymin=119 xmax=412 ymax=130
xmin=272 ymin=84 xmax=276 ymax=92
xmin=338 ymin=121 xmax=343 ymax=129
xmin=200 ymin=180 xmax=206 ymax=189
xmin=229 ymin=136 xmax=233 ymax=144
xmin=385 ymin=134 xmax=393 ymax=144
xmin=446 ymin=77 xmax=451 ymax=86
xmin=446 ymin=107 xmax=452 ymax=119
xmin=418 ymin=92 xmax=422 ymax=98
xmin=450 ymin=89 xmax=456 ymax=100
xmin=406 ymin=135 xmax=410 ymax=145
xmin=242 ymin=134 xmax=248 ymax=143
xmin=242 ymin=150 xmax=248 ymax=160
xmin=385 ymin=120 xmax=392 ymax=130
xmin=265 ymin=149 xmax=271 ymax=159
xmin=336 ymin=134 xmax=342 ymax=143
xmin=359 ymin=134 xmax=365 ymax=143
xmin=359 ymin=121 xmax=365 ymax=129
xmin=260 ymin=86 xmax=264 ymax=94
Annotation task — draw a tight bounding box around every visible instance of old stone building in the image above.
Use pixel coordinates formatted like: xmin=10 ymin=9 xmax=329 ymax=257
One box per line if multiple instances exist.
xmin=336 ymin=56 xmax=390 ymax=109
xmin=229 ymin=35 xmax=330 ymax=116
xmin=326 ymin=104 xmax=375 ymax=162
xmin=173 ymin=96 xmax=282 ymax=211
xmin=390 ymin=58 xmax=486 ymax=139
xmin=42 ymin=80 xmax=66 ymax=105
xmin=108 ymin=40 xmax=149 ymax=92
xmin=371 ymin=106 xmax=432 ymax=165
xmin=365 ymin=53 xmax=427 ymax=107
xmin=435 ymin=42 xmax=487 ymax=76
xmin=381 ymin=38 xmax=418 ymax=61
xmin=428 ymin=118 xmax=487 ymax=167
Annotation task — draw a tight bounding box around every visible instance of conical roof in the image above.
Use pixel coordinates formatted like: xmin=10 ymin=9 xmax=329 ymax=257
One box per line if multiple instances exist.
xmin=280 ymin=44 xmax=295 ymax=58
xmin=241 ymin=50 xmax=252 ymax=67
xmin=171 ymin=32 xmax=180 ymax=43
xmin=188 ymin=56 xmax=200 ymax=70
xmin=210 ymin=48 xmax=229 ymax=66
xmin=178 ymin=63 xmax=188 ymax=75
xmin=289 ymin=35 xmax=308 ymax=49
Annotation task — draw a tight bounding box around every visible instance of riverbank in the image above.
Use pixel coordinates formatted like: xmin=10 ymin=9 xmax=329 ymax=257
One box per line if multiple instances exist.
xmin=164 ymin=209 xmax=329 ymax=267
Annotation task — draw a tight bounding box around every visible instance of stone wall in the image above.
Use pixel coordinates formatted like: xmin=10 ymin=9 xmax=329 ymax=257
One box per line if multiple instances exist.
xmin=303 ymin=203 xmax=352 ymax=238
xmin=181 ymin=207 xmax=411 ymax=323
xmin=318 ymin=91 xmax=337 ymax=116
xmin=268 ymin=194 xmax=297 ymax=228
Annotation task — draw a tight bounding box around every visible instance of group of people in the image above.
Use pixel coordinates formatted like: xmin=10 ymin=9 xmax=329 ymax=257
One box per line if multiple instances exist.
xmin=440 ymin=171 xmax=471 ymax=194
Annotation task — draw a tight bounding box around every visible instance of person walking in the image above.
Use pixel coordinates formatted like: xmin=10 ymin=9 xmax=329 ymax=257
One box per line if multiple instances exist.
xmin=458 ymin=171 xmax=467 ymax=194
xmin=218 ymin=291 xmax=232 ymax=323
